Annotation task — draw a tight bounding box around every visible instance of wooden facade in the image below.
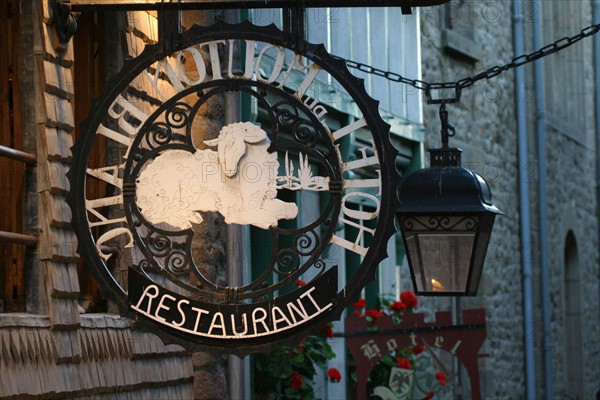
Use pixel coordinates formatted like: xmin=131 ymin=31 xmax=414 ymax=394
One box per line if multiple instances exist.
xmin=0 ymin=2 xmax=194 ymax=398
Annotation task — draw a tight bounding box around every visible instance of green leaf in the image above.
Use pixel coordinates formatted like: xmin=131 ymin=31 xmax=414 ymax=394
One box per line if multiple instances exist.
xmin=284 ymin=387 xmax=301 ymax=399
xmin=325 ymin=348 xmax=335 ymax=359
xmin=293 ymin=352 xmax=305 ymax=364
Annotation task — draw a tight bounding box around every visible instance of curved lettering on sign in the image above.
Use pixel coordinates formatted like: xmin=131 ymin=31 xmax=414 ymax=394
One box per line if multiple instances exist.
xmin=68 ymin=21 xmax=400 ymax=353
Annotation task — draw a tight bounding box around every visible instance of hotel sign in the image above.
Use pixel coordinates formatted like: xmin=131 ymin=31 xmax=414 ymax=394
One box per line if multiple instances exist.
xmin=69 ymin=22 xmax=400 ymax=353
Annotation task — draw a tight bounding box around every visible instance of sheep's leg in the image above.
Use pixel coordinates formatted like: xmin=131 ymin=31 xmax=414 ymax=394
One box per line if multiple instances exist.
xmin=224 ymin=199 xmax=297 ymax=229
xmin=262 ymin=199 xmax=299 ymax=220
xmin=228 ymin=209 xmax=278 ymax=229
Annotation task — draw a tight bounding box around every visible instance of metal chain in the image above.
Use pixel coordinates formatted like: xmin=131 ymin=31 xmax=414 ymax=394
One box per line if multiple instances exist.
xmin=333 ymin=22 xmax=600 ymax=103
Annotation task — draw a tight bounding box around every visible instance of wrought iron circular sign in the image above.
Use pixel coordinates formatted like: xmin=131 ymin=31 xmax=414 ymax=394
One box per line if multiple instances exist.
xmin=69 ymin=21 xmax=399 ymax=353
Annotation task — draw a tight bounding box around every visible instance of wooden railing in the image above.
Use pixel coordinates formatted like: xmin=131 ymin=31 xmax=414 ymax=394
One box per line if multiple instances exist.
xmin=0 ymin=231 xmax=37 ymax=247
xmin=0 ymin=145 xmax=36 ymax=166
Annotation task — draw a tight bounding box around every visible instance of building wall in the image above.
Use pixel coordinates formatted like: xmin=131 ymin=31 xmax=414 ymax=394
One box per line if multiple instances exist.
xmin=420 ymin=1 xmax=600 ymax=399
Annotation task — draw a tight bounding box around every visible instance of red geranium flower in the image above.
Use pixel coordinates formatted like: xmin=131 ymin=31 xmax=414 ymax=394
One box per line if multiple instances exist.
xmin=421 ymin=391 xmax=435 ymax=400
xmin=320 ymin=324 xmax=334 ymax=338
xmin=412 ymin=344 xmax=425 ymax=355
xmin=365 ymin=309 xmax=385 ymax=326
xmin=295 ymin=279 xmax=306 ymax=287
xmin=390 ymin=301 xmax=406 ymax=312
xmin=294 ymin=343 xmax=304 ymax=352
xmin=435 ymin=372 xmax=447 ymax=386
xmin=327 ymin=368 xmax=342 ymax=383
xmin=397 ymin=357 xmax=412 ymax=369
xmin=365 ymin=309 xmax=384 ymax=319
xmin=352 ymin=310 xmax=362 ymax=317
xmin=290 ymin=370 xmax=303 ymax=389
xmin=353 ymin=298 xmax=366 ymax=309
xmin=400 ymin=291 xmax=418 ymax=308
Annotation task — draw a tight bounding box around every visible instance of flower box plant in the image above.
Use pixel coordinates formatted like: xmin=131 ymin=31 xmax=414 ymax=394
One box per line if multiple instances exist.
xmin=254 ymin=289 xmax=447 ymax=399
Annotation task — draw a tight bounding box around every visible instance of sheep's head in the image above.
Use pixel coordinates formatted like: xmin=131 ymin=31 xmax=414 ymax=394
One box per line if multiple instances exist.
xmin=204 ymin=122 xmax=268 ymax=178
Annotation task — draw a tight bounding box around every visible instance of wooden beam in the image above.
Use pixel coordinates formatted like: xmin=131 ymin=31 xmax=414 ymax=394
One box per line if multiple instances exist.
xmin=69 ymin=0 xmax=450 ymax=12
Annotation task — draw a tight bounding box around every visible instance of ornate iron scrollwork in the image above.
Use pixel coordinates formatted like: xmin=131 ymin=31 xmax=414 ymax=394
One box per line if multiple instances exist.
xmin=401 ymin=216 xmax=479 ymax=231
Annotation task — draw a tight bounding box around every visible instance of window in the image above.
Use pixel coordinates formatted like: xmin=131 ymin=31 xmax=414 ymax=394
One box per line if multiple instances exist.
xmin=439 ymin=1 xmax=482 ymax=63
xmin=543 ymin=2 xmax=589 ymax=145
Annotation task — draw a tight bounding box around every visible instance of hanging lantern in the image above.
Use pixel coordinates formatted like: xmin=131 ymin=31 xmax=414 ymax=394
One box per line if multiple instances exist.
xmin=397 ymin=104 xmax=502 ymax=296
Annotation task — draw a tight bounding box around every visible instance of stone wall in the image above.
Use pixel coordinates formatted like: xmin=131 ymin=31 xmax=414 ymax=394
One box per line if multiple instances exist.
xmin=544 ymin=123 xmax=600 ymax=398
xmin=536 ymin=2 xmax=600 ymax=398
xmin=419 ymin=1 xmax=600 ymax=398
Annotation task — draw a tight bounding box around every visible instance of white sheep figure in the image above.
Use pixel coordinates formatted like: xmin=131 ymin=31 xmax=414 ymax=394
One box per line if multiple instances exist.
xmin=136 ymin=122 xmax=298 ymax=230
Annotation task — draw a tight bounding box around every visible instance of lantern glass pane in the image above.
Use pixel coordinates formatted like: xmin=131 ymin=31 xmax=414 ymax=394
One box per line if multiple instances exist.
xmin=408 ymin=233 xmax=475 ymax=293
